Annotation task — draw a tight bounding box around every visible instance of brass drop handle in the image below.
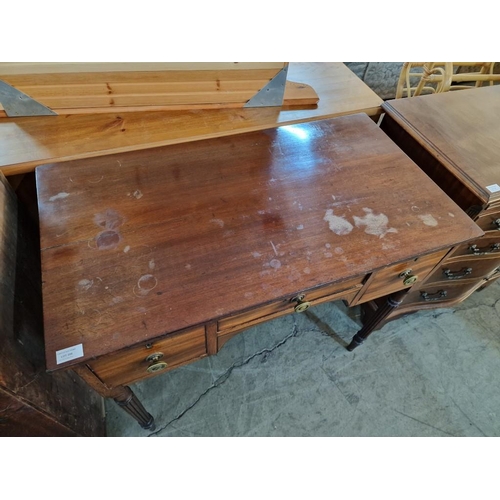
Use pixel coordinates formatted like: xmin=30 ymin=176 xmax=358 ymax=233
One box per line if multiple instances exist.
xmin=469 ymin=243 xmax=500 ymax=255
xmin=443 ymin=267 xmax=472 ymax=280
xmin=147 ymin=362 xmax=168 ymax=373
xmin=291 ymin=294 xmax=311 ymax=313
xmin=399 ymin=269 xmax=418 ymax=286
xmin=420 ymin=290 xmax=447 ymax=302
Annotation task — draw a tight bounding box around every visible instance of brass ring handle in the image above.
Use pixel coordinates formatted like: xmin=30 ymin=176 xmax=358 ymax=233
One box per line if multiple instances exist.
xmin=147 ymin=362 xmax=168 ymax=373
xmin=294 ymin=302 xmax=311 ymax=313
xmin=145 ymin=352 xmax=164 ymax=363
xmin=403 ymin=275 xmax=418 ymax=286
xmin=399 ymin=269 xmax=417 ymax=285
xmin=291 ymin=294 xmax=311 ymax=313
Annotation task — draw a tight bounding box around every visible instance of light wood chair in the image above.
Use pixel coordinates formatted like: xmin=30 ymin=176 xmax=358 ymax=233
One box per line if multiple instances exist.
xmin=396 ymin=62 xmax=500 ymax=98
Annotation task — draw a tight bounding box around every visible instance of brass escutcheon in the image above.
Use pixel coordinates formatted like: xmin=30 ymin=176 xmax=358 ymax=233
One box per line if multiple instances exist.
xmin=147 ymin=362 xmax=168 ymax=373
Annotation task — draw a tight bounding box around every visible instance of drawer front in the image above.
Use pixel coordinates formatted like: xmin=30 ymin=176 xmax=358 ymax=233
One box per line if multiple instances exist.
xmin=475 ymin=211 xmax=500 ymax=232
xmin=354 ymin=249 xmax=449 ymax=304
xmin=217 ymin=276 xmax=364 ymax=335
xmin=401 ymin=280 xmax=481 ymax=308
xmin=424 ymin=255 xmax=500 ymax=285
xmin=88 ymin=326 xmax=206 ymax=387
xmin=452 ymin=233 xmax=500 ymax=258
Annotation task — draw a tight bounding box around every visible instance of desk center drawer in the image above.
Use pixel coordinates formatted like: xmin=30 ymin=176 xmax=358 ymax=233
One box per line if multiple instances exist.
xmin=87 ymin=326 xmax=206 ymax=387
xmin=217 ymin=276 xmax=364 ymax=336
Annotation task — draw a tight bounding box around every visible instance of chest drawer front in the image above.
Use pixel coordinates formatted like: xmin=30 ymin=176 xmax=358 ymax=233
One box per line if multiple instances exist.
xmin=452 ymin=233 xmax=500 ymax=258
xmin=402 ymin=280 xmax=481 ymax=308
xmin=217 ymin=276 xmax=364 ymax=335
xmin=423 ymin=255 xmax=500 ymax=285
xmin=87 ymin=326 xmax=206 ymax=387
xmin=475 ymin=211 xmax=500 ymax=232
xmin=354 ymin=250 xmax=449 ymax=304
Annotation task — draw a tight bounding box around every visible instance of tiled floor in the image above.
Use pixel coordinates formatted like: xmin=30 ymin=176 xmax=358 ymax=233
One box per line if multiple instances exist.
xmin=105 ymin=280 xmax=500 ymax=437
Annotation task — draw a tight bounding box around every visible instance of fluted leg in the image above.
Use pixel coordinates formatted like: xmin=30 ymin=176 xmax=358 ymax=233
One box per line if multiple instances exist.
xmin=113 ymin=386 xmax=155 ymax=431
xmin=347 ymin=289 xmax=409 ymax=351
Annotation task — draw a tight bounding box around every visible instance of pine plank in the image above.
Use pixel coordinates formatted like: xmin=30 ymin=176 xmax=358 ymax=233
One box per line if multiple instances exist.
xmin=0 ymin=62 xmax=285 ymax=75
xmin=1 ymin=69 xmax=282 ymax=86
xmin=0 ymin=63 xmax=383 ymax=176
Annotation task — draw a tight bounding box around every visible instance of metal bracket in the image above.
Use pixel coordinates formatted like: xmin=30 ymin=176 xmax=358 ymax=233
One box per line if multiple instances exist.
xmin=243 ymin=65 xmax=289 ymax=108
xmin=0 ymin=79 xmax=57 ymax=117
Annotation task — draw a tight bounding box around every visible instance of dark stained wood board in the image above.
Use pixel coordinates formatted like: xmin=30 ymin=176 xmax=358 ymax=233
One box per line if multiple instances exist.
xmin=382 ymin=85 xmax=500 ymax=206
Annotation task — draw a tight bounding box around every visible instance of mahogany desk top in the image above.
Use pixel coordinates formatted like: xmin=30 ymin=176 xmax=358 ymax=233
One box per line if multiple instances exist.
xmin=1 ymin=63 xmax=383 ymax=176
xmin=36 ymin=114 xmax=481 ymax=372
xmin=382 ymin=85 xmax=500 ymax=206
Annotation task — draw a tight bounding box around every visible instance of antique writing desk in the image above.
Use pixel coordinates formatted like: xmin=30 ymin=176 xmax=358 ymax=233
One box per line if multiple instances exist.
xmin=36 ymin=114 xmax=482 ymax=429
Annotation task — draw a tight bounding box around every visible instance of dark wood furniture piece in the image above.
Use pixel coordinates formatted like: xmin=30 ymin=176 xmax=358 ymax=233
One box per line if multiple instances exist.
xmin=0 ymin=63 xmax=382 ymax=435
xmin=0 ymin=172 xmax=105 ymax=436
xmin=35 ymin=114 xmax=482 ymax=429
xmin=380 ymin=85 xmax=500 ymax=319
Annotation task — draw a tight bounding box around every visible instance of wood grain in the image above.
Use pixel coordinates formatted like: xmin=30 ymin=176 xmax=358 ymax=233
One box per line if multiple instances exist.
xmin=0 ymin=62 xmax=286 ymax=75
xmin=36 ymin=113 xmax=482 ymax=371
xmin=0 ymin=63 xmax=383 ymax=176
xmin=0 ymin=80 xmax=318 ymax=113
xmin=0 ymin=64 xmax=302 ymax=115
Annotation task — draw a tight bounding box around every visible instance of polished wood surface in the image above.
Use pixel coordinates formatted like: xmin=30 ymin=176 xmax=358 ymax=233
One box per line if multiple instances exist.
xmin=36 ymin=114 xmax=482 ymax=372
xmin=0 ymin=63 xmax=382 ymax=176
xmin=382 ymin=85 xmax=500 ymax=206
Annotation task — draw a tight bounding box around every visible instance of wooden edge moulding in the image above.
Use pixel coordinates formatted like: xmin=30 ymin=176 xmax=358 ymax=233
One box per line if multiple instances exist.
xmin=0 ymin=62 xmax=320 ymax=117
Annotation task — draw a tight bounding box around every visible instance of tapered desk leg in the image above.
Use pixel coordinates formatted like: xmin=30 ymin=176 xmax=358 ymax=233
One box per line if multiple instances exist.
xmin=73 ymin=366 xmax=156 ymax=431
xmin=346 ymin=289 xmax=409 ymax=351
xmin=113 ymin=386 xmax=155 ymax=431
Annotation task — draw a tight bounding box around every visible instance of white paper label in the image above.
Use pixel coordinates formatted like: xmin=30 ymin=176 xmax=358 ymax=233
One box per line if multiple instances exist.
xmin=56 ymin=344 xmax=84 ymax=364
xmin=486 ymin=184 xmax=500 ymax=193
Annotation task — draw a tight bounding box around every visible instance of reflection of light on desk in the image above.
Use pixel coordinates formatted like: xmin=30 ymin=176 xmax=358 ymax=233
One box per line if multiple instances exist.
xmin=272 ymin=124 xmax=318 ymax=177
xmin=280 ymin=124 xmax=311 ymax=141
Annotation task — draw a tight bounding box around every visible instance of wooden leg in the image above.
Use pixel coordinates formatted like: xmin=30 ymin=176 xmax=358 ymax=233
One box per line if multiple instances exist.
xmin=73 ymin=366 xmax=155 ymax=431
xmin=346 ymin=289 xmax=409 ymax=351
xmin=113 ymin=386 xmax=155 ymax=431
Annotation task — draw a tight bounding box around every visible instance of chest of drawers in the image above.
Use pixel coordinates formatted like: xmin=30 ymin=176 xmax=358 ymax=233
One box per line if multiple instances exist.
xmin=381 ymin=85 xmax=500 ymax=315
xmin=36 ymin=113 xmax=481 ymax=429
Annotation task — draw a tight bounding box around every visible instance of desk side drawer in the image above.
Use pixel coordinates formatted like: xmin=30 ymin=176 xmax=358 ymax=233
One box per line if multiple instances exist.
xmin=217 ymin=276 xmax=364 ymax=341
xmin=87 ymin=326 xmax=206 ymax=387
xmin=353 ymin=250 xmax=448 ymax=305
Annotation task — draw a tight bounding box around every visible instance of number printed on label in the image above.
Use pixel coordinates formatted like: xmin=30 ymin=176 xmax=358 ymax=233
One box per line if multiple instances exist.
xmin=56 ymin=344 xmax=84 ymax=364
